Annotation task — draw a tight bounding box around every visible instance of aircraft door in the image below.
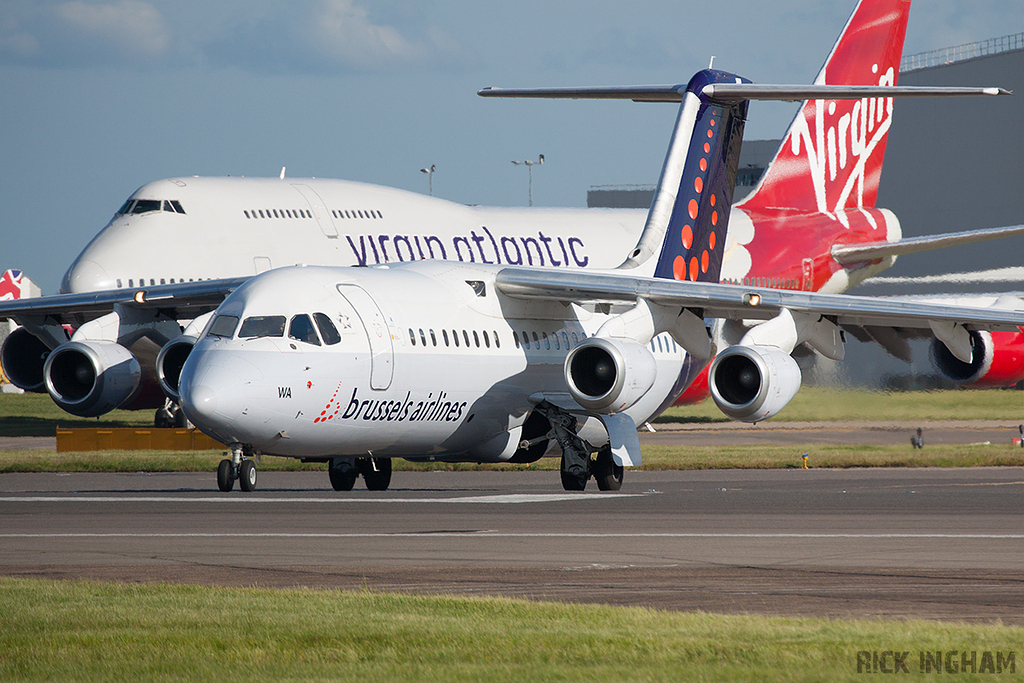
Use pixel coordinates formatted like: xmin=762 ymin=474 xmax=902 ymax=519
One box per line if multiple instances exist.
xmin=292 ymin=184 xmax=338 ymax=238
xmin=336 ymin=284 xmax=393 ymax=390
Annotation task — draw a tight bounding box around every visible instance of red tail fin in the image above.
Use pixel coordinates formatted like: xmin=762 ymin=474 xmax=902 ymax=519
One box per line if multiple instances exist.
xmin=737 ymin=0 xmax=910 ymax=215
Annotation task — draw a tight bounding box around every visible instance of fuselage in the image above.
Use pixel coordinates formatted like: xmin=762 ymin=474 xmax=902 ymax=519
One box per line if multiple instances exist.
xmin=180 ymin=263 xmax=686 ymax=460
xmin=60 ymin=176 xmax=901 ymax=297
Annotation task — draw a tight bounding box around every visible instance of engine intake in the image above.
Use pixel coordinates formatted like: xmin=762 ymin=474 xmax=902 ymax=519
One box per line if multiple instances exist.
xmin=157 ymin=335 xmax=197 ymax=401
xmin=565 ymin=337 xmax=656 ymax=413
xmin=0 ymin=327 xmax=51 ymax=392
xmin=709 ymin=345 xmax=801 ymax=422
xmin=43 ymin=340 xmax=141 ymax=417
xmin=929 ymin=330 xmax=991 ymax=385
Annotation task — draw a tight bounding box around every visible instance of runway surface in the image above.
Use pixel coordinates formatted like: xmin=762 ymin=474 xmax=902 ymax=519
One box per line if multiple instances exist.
xmin=2 ymin=467 xmax=1024 ymax=623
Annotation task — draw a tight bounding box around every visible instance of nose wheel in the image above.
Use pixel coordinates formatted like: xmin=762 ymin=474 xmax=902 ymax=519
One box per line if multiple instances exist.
xmin=217 ymin=443 xmax=259 ymax=492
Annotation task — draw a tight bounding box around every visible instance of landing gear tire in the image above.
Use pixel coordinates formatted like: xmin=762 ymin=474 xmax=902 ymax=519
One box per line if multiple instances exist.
xmin=239 ymin=459 xmax=258 ymax=492
xmin=593 ymin=447 xmax=623 ymax=491
xmin=217 ymin=459 xmax=235 ymax=492
xmin=559 ymin=453 xmax=588 ymax=491
xmin=360 ymin=457 xmax=392 ymax=491
xmin=329 ymin=463 xmax=358 ymax=491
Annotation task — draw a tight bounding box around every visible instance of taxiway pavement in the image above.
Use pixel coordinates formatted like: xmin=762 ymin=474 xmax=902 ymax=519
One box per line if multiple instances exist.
xmin=2 ymin=467 xmax=1023 ymax=623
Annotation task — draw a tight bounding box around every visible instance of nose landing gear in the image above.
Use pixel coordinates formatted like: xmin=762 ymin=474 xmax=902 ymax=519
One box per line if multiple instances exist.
xmin=217 ymin=443 xmax=259 ymax=492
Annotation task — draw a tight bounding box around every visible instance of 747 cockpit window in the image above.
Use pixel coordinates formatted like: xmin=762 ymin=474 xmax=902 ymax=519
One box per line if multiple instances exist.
xmin=238 ymin=315 xmax=286 ymax=338
xmin=207 ymin=314 xmax=239 ymax=338
xmin=131 ymin=199 xmax=162 ymax=214
xmin=288 ymin=314 xmax=321 ymax=346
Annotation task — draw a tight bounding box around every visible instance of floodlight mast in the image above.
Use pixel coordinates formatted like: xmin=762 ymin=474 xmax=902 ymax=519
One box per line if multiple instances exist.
xmin=511 ymin=154 xmax=544 ymax=206
xmin=419 ymin=164 xmax=436 ymax=196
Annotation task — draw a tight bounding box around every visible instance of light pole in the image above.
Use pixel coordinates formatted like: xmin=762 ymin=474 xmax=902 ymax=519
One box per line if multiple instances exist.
xmin=512 ymin=154 xmax=544 ymax=206
xmin=420 ymin=164 xmax=436 ymax=196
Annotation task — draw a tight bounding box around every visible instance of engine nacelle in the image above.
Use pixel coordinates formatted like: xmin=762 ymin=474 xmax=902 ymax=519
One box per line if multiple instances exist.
xmin=0 ymin=327 xmax=51 ymax=392
xmin=708 ymin=345 xmax=802 ymax=422
xmin=565 ymin=337 xmax=657 ymax=413
xmin=43 ymin=340 xmax=141 ymax=417
xmin=157 ymin=335 xmax=197 ymax=401
xmin=930 ymin=329 xmax=1024 ymax=388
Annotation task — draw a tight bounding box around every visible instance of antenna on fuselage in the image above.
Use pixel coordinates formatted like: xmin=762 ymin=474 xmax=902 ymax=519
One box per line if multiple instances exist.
xmin=280 ymin=166 xmax=286 ymax=180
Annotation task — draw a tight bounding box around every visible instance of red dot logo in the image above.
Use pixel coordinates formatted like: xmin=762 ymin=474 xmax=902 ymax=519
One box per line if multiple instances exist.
xmin=681 ymin=225 xmax=693 ymax=249
xmin=694 ymin=176 xmax=703 ymax=193
xmin=673 ymin=255 xmax=685 ymax=280
xmin=688 ymin=199 xmax=698 ymax=220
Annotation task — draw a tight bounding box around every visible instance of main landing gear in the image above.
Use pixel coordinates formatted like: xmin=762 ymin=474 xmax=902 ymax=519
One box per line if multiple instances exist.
xmin=328 ymin=457 xmax=392 ymax=491
xmin=217 ymin=443 xmax=258 ymax=492
xmin=534 ymin=401 xmax=624 ymax=492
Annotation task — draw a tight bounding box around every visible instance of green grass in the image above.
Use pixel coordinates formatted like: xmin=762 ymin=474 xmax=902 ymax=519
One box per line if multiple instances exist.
xmin=4 ymin=387 xmax=1023 ymax=439
xmin=656 ymin=385 xmax=1024 ymax=423
xmin=0 ymin=392 xmax=151 ymax=436
xmin=0 ymin=578 xmax=1020 ymax=682
xmin=3 ymin=389 xmax=1024 ymax=473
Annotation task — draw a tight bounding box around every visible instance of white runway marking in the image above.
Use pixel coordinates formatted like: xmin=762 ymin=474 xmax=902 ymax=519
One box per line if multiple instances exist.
xmin=3 ymin=533 xmax=1024 ymax=539
xmin=0 ymin=493 xmax=642 ymax=504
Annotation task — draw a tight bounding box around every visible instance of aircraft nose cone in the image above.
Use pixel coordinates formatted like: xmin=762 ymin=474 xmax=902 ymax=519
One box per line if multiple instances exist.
xmin=60 ymin=259 xmax=112 ymax=294
xmin=179 ymin=350 xmax=263 ymax=441
xmin=186 ymin=382 xmax=218 ymax=419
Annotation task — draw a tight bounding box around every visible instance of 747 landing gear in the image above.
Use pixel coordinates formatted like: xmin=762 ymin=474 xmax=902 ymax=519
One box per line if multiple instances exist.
xmin=217 ymin=443 xmax=258 ymax=492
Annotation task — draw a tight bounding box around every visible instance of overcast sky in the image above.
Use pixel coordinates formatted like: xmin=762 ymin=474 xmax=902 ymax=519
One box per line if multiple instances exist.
xmin=1 ymin=0 xmax=1019 ymax=293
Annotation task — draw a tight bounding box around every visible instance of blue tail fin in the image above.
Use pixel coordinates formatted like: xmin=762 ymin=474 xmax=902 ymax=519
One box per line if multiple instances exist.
xmin=618 ymin=69 xmax=750 ymax=283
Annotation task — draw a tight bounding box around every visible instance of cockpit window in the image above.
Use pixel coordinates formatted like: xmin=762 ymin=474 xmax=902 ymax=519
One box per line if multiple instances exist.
xmin=288 ymin=314 xmax=321 ymax=346
xmin=131 ymin=199 xmax=162 ymax=214
xmin=207 ymin=314 xmax=239 ymax=338
xmin=117 ymin=200 xmax=134 ymax=215
xmin=163 ymin=200 xmax=186 ymax=214
xmin=314 ymin=312 xmax=341 ymax=345
xmin=238 ymin=315 xmax=286 ymax=338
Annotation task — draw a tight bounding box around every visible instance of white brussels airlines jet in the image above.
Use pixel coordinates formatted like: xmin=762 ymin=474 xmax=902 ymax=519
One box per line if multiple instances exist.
xmin=177 ymin=68 xmax=1024 ymax=493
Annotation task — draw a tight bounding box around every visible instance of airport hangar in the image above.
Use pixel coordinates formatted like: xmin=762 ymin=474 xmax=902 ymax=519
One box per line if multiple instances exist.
xmin=589 ymin=34 xmax=1024 ymax=390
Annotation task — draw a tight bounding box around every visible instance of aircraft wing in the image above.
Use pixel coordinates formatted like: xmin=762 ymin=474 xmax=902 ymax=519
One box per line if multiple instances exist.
xmin=494 ymin=267 xmax=1024 ymax=333
xmin=0 ymin=277 xmax=250 ymax=328
xmin=832 ymin=224 xmax=1024 ymax=265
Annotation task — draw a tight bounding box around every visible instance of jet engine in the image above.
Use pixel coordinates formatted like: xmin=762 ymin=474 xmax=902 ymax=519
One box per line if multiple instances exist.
xmin=43 ymin=340 xmax=141 ymax=417
xmin=156 ymin=334 xmax=197 ymax=401
xmin=708 ymin=345 xmax=802 ymax=422
xmin=565 ymin=337 xmax=657 ymax=413
xmin=930 ymin=329 xmax=1024 ymax=388
xmin=0 ymin=327 xmax=51 ymax=392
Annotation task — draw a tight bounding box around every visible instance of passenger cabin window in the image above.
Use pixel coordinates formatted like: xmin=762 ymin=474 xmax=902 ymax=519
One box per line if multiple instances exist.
xmin=314 ymin=313 xmax=341 ymax=345
xmin=238 ymin=315 xmax=286 ymax=338
xmin=207 ymin=315 xmax=239 ymax=338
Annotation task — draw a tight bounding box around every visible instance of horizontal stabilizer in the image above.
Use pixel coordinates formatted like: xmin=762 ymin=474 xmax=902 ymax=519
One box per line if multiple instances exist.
xmin=832 ymin=224 xmax=1024 ymax=265
xmin=477 ymin=84 xmax=1008 ymax=103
